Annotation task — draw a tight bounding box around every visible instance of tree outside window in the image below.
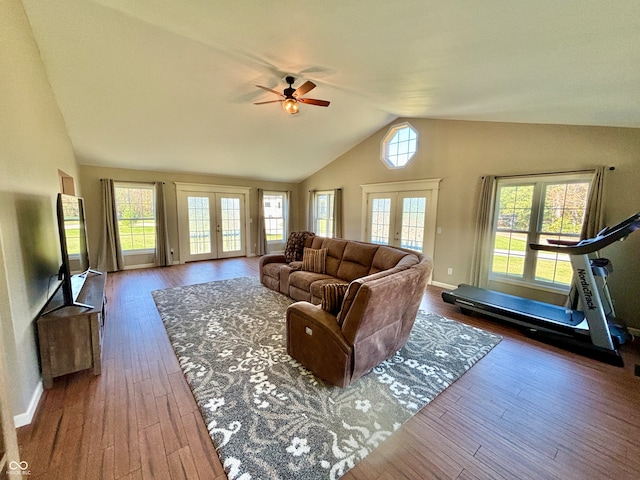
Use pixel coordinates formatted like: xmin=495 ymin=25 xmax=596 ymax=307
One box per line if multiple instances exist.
xmin=491 ymin=175 xmax=591 ymax=289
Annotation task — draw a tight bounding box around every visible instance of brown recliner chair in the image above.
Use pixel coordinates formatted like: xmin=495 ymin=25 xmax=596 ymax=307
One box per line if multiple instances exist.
xmin=285 ymin=256 xmax=432 ymax=387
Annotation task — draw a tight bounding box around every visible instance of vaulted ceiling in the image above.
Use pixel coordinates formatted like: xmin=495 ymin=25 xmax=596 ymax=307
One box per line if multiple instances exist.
xmin=23 ymin=0 xmax=640 ymax=182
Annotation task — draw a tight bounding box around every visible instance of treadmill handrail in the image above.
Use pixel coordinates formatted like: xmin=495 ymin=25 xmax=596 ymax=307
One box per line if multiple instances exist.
xmin=530 ymin=212 xmax=640 ymax=255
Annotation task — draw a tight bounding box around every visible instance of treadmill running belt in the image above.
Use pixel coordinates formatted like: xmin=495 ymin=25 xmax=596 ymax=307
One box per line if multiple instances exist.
xmin=445 ymin=284 xmax=585 ymax=327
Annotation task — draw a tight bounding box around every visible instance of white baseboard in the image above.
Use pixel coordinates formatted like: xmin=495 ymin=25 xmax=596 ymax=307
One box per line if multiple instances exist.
xmin=14 ymin=380 xmax=43 ymax=428
xmin=123 ymin=262 xmax=156 ymax=270
xmin=628 ymin=327 xmax=640 ymax=337
xmin=430 ymin=280 xmax=457 ymax=290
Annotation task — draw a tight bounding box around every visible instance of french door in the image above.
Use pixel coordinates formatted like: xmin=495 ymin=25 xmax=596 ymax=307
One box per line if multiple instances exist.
xmin=368 ymin=191 xmax=428 ymax=252
xmin=361 ymin=179 xmax=440 ymax=262
xmin=176 ymin=185 xmax=249 ymax=262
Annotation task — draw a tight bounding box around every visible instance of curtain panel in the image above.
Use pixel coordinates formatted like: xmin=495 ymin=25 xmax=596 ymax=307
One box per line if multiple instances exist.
xmin=307 ymin=189 xmax=315 ymax=231
xmin=154 ymin=181 xmax=172 ymax=266
xmin=97 ymin=179 xmax=124 ymax=272
xmin=257 ymin=189 xmax=267 ymax=256
xmin=333 ymin=188 xmax=343 ymax=238
xmin=470 ymin=176 xmax=497 ymax=287
xmin=567 ymin=166 xmax=607 ymax=307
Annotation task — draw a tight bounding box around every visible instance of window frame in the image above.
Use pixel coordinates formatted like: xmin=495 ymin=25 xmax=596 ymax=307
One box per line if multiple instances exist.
xmin=380 ymin=121 xmax=418 ymax=169
xmin=488 ymin=173 xmax=592 ymax=293
xmin=313 ymin=190 xmax=335 ymax=237
xmin=114 ymin=182 xmax=157 ymax=255
xmin=262 ymin=191 xmax=288 ymax=244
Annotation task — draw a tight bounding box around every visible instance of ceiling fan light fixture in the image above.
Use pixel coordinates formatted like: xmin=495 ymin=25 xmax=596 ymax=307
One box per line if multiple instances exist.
xmin=282 ymin=97 xmax=299 ymax=114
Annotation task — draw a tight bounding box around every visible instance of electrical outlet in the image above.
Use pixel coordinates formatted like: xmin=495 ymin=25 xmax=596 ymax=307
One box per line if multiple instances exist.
xmin=447 ymin=268 xmax=453 ymax=275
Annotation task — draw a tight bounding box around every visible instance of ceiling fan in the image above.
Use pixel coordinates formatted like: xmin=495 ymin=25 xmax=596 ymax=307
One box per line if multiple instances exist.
xmin=254 ymin=76 xmax=330 ymax=115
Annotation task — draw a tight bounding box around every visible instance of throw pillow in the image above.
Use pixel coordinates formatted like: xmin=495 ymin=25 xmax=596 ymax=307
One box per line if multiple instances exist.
xmin=284 ymin=231 xmax=316 ymax=263
xmin=321 ymin=283 xmax=349 ymax=316
xmin=302 ymin=247 xmax=327 ymax=274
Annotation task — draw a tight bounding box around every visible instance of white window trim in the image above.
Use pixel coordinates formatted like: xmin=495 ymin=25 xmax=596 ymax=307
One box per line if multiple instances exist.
xmin=313 ymin=190 xmax=335 ymax=237
xmin=114 ymin=181 xmax=156 ymax=255
xmin=174 ymin=182 xmax=252 ymax=258
xmin=380 ymin=121 xmax=418 ymax=169
xmin=488 ymin=172 xmax=593 ymax=293
xmin=360 ymin=179 xmax=441 ymax=263
xmin=263 ymin=191 xmax=288 ymax=244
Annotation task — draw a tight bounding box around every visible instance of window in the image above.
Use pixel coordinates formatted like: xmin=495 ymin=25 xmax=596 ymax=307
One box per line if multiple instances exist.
xmin=313 ymin=191 xmax=335 ymax=237
xmin=490 ymin=174 xmax=591 ymax=289
xmin=381 ymin=122 xmax=418 ymax=169
xmin=114 ymin=183 xmax=156 ymax=252
xmin=263 ymin=192 xmax=287 ymax=242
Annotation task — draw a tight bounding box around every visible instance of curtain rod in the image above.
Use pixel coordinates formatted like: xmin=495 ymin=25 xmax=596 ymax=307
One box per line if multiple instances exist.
xmin=487 ymin=166 xmax=615 ymax=180
xmin=104 ymin=178 xmax=158 ymax=185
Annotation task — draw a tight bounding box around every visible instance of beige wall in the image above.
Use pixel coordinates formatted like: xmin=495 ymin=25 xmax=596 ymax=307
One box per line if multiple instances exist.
xmin=79 ymin=165 xmax=299 ymax=267
xmin=299 ymin=118 xmax=640 ymax=329
xmin=2 ymin=0 xmax=640 ymax=423
xmin=0 ymin=0 xmax=80 ymax=417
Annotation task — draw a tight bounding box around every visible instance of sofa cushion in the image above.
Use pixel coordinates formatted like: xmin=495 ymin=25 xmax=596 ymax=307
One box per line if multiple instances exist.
xmin=369 ymin=246 xmax=415 ymax=274
xmin=320 ymin=283 xmax=349 ymax=316
xmin=310 ymin=277 xmax=349 ymax=304
xmin=319 ymin=238 xmax=349 ymax=277
xmin=284 ymin=231 xmax=315 ymax=262
xmin=302 ymin=247 xmax=327 ymax=274
xmin=336 ymin=242 xmax=379 ymax=282
xmin=278 ymin=262 xmax=302 ymax=294
xmin=309 ymin=236 xmax=325 ymax=249
xmin=289 ymin=270 xmax=334 ymax=293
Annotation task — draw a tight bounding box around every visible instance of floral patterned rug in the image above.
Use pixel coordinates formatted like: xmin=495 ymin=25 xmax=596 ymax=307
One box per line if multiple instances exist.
xmin=152 ymin=277 xmax=501 ymax=480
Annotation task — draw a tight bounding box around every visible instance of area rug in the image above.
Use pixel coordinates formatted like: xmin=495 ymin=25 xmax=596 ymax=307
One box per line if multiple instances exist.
xmin=152 ymin=277 xmax=501 ymax=480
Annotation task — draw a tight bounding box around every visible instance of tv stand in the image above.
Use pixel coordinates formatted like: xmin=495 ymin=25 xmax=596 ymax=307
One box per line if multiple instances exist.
xmin=70 ymin=269 xmax=103 ymax=309
xmin=37 ymin=272 xmax=107 ymax=388
xmin=44 ymin=269 xmax=103 ymax=314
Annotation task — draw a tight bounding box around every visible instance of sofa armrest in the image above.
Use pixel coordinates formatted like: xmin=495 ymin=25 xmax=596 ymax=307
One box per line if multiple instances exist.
xmin=259 ymin=253 xmax=287 ymax=268
xmin=259 ymin=253 xmax=287 ymax=284
xmin=286 ymin=302 xmax=352 ymax=387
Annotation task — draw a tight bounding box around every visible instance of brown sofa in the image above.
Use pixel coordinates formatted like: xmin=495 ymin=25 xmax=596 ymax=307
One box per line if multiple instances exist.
xmin=259 ymin=235 xmax=433 ymax=387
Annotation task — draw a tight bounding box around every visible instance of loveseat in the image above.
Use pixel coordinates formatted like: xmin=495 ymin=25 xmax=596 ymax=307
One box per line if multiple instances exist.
xmin=259 ymin=233 xmax=433 ymax=387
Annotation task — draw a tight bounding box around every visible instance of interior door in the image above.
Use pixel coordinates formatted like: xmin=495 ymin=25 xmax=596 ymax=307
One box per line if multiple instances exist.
xmin=178 ymin=192 xmax=246 ymax=262
xmin=367 ymin=191 xmax=427 ymax=253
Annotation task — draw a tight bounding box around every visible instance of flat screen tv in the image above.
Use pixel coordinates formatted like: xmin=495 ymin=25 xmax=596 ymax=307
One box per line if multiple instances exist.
xmin=55 ymin=193 xmax=101 ymax=310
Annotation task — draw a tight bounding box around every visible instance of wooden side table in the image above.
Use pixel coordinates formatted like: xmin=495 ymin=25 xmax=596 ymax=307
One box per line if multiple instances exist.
xmin=37 ymin=272 xmax=106 ymax=389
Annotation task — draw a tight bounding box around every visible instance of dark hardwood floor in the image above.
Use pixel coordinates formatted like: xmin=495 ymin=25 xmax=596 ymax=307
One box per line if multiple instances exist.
xmin=17 ymin=257 xmax=640 ymax=479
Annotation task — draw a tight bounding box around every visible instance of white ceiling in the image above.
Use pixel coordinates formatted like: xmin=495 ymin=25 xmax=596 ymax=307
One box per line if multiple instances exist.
xmin=23 ymin=0 xmax=640 ymax=182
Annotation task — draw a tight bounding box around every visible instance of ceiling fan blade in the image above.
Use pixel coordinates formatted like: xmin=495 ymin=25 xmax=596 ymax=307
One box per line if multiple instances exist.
xmin=293 ymin=81 xmax=316 ymax=98
xmin=253 ymin=100 xmax=283 ymax=105
xmin=298 ymin=97 xmax=330 ymax=107
xmin=255 ymin=85 xmax=284 ymax=97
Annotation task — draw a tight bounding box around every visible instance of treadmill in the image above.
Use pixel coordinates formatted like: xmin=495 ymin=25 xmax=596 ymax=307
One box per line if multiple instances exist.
xmin=442 ymin=212 xmax=640 ymax=366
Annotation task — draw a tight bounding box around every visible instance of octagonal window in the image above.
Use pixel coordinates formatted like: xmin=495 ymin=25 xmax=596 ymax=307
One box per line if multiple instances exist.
xmin=381 ymin=122 xmax=418 ymax=169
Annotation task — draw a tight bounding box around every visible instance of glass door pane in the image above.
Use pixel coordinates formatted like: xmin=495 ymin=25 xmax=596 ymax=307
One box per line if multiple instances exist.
xmin=368 ymin=195 xmax=393 ymax=245
xmin=216 ymin=194 xmax=245 ymax=258
xmin=187 ymin=196 xmax=212 ymax=255
xmin=398 ymin=195 xmax=427 ymax=253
